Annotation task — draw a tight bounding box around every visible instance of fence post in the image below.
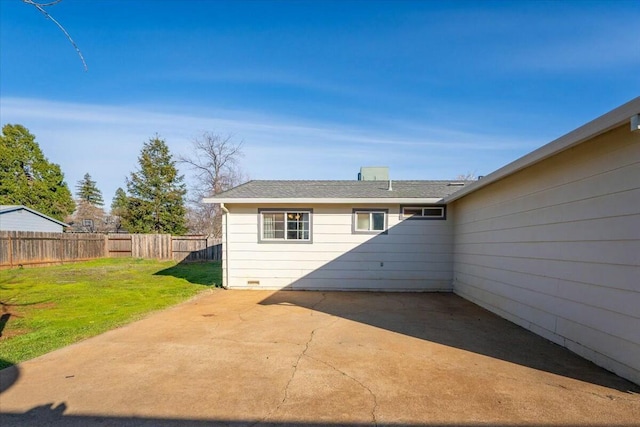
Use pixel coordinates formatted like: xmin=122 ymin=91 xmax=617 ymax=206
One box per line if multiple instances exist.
xmin=59 ymin=235 xmax=64 ymax=263
xmin=8 ymin=232 xmax=13 ymax=268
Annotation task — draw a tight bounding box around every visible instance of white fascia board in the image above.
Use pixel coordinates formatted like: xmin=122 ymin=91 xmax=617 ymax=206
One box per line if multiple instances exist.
xmin=445 ymin=96 xmax=640 ymax=203
xmin=203 ymin=197 xmax=445 ymax=205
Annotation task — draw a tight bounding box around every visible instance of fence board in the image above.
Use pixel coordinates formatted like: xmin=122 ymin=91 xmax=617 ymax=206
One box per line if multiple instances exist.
xmin=131 ymin=234 xmax=172 ymax=260
xmin=172 ymin=236 xmax=222 ymax=262
xmin=0 ymin=231 xmax=106 ymax=268
xmin=106 ymin=234 xmax=133 ymax=257
xmin=1 ymin=232 xmax=221 ymax=268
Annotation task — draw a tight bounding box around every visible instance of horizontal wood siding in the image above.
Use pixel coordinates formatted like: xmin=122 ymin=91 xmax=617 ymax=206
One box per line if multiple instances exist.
xmin=451 ymin=124 xmax=640 ymax=384
xmin=223 ymin=204 xmax=453 ymax=291
xmin=0 ymin=210 xmax=63 ymax=233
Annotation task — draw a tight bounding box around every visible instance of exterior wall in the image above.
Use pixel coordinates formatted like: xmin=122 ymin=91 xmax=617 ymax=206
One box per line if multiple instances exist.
xmin=222 ymin=203 xmax=453 ymax=291
xmin=0 ymin=209 xmax=63 ymax=232
xmin=451 ymin=124 xmax=640 ymax=384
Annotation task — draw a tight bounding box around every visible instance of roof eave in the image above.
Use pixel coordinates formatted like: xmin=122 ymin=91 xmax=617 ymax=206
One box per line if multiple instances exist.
xmin=203 ymin=197 xmax=446 ymax=205
xmin=445 ymin=96 xmax=640 ymax=203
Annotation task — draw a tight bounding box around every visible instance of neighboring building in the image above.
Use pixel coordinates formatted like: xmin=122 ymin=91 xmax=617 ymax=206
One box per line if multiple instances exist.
xmin=0 ymin=205 xmax=69 ymax=233
xmin=206 ymin=97 xmax=640 ymax=385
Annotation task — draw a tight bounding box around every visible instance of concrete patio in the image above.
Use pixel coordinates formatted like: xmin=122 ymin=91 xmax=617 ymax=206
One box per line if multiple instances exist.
xmin=1 ymin=290 xmax=638 ymax=426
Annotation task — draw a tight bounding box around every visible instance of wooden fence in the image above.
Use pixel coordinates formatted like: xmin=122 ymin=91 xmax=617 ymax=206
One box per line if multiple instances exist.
xmin=172 ymin=235 xmax=222 ymax=262
xmin=0 ymin=231 xmax=221 ymax=268
xmin=106 ymin=234 xmax=221 ymax=262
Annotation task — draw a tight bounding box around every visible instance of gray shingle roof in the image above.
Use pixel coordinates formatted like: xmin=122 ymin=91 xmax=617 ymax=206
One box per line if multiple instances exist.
xmin=209 ymin=180 xmax=471 ymax=200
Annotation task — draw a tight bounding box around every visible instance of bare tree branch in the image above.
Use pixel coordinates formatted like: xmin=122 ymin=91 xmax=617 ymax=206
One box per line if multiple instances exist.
xmin=178 ymin=132 xmax=247 ymax=237
xmin=455 ymin=171 xmax=477 ymax=181
xmin=22 ymin=0 xmax=88 ymax=71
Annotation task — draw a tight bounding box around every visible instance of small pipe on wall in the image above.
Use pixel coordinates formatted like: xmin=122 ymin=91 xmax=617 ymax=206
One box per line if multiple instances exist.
xmin=221 ymin=203 xmax=230 ymax=289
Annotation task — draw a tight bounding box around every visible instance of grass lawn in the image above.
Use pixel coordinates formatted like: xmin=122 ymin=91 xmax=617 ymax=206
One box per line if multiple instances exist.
xmin=0 ymin=258 xmax=221 ymax=370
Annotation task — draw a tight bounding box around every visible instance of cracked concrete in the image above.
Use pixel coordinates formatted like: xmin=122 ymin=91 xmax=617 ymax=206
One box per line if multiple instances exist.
xmin=305 ymin=353 xmax=378 ymax=424
xmin=277 ymin=327 xmax=318 ymax=413
xmin=1 ymin=290 xmax=639 ymax=426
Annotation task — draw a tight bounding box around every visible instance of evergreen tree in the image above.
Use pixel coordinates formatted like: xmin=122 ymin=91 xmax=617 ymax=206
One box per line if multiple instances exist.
xmin=75 ymin=173 xmax=104 ymax=206
xmin=0 ymin=124 xmax=75 ymax=221
xmin=111 ymin=187 xmax=128 ymax=216
xmin=69 ymin=173 xmax=106 ymax=232
xmin=123 ymin=136 xmax=187 ymax=235
xmin=109 ymin=187 xmax=128 ymax=232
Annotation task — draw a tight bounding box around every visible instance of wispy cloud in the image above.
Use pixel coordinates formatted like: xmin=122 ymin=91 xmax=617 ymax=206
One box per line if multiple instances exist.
xmin=511 ymin=26 xmax=640 ymax=72
xmin=161 ymin=68 xmax=358 ymax=97
xmin=0 ymin=97 xmax=537 ymax=202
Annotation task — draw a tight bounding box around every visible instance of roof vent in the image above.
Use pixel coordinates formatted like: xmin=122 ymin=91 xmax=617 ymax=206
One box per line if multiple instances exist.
xmin=447 ymin=182 xmax=466 ymax=186
xmin=358 ymin=166 xmax=389 ymax=181
xmin=632 ymin=114 xmax=640 ymax=132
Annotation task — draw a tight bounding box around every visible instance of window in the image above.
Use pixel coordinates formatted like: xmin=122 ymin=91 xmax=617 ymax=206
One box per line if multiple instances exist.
xmin=353 ymin=209 xmax=388 ymax=234
xmin=401 ymin=205 xmax=446 ymax=220
xmin=259 ymin=209 xmax=312 ymax=243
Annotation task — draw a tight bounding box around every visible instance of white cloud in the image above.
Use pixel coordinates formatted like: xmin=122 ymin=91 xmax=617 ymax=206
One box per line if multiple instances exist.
xmin=0 ymin=96 xmax=536 ymax=204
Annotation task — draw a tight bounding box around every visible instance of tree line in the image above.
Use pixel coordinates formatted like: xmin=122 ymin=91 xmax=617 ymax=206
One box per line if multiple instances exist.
xmin=0 ymin=124 xmax=244 ymax=237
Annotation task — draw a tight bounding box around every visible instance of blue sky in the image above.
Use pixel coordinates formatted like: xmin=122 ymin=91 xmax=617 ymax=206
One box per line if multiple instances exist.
xmin=1 ymin=0 xmax=639 ymax=204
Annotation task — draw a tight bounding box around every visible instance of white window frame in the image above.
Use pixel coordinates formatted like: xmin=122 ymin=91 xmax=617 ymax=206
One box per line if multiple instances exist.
xmin=258 ymin=208 xmax=313 ymax=243
xmin=400 ymin=205 xmax=446 ymax=220
xmin=352 ymin=209 xmax=388 ymax=235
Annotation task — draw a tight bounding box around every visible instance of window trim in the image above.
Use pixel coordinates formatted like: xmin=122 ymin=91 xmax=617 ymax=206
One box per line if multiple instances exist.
xmin=352 ymin=208 xmax=389 ymax=235
xmin=258 ymin=208 xmax=313 ymax=244
xmin=400 ymin=205 xmax=446 ymax=220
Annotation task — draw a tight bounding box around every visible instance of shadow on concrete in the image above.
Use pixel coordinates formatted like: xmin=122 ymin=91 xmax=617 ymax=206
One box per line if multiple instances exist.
xmin=0 ymin=403 xmax=629 ymax=427
xmin=154 ymin=261 xmax=222 ymax=287
xmin=246 ymin=215 xmax=639 ymax=393
xmin=259 ymin=292 xmax=640 ymax=394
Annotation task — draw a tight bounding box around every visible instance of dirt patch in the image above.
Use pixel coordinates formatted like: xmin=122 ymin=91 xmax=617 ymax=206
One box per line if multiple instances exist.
xmin=0 ymin=301 xmax=53 ymax=340
xmin=0 ymin=327 xmax=29 ymax=340
xmin=1 ymin=301 xmax=56 ymax=316
xmin=30 ymin=302 xmax=57 ymax=310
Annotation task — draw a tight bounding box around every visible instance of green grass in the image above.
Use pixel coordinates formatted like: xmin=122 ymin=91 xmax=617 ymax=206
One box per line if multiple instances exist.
xmin=0 ymin=258 xmax=221 ymax=369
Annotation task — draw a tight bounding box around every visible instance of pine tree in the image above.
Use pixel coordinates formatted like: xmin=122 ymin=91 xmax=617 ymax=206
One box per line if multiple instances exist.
xmin=123 ymin=136 xmax=187 ymax=235
xmin=75 ymin=173 xmax=104 ymax=206
xmin=109 ymin=187 xmax=128 ymax=232
xmin=0 ymin=124 xmax=75 ymax=221
xmin=70 ymin=173 xmax=106 ymax=232
xmin=111 ymin=187 xmax=128 ymax=216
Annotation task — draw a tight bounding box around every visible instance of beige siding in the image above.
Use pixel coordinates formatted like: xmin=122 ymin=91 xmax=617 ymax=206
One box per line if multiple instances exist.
xmin=222 ymin=204 xmax=453 ymax=291
xmin=451 ymin=124 xmax=640 ymax=384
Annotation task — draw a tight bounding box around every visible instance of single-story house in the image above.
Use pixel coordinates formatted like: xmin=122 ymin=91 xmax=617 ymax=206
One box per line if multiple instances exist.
xmin=205 ymin=97 xmax=640 ymax=385
xmin=0 ymin=205 xmax=69 ymax=232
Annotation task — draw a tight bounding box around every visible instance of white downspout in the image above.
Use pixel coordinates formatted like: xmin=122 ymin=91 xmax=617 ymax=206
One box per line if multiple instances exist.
xmin=220 ymin=203 xmax=230 ymax=289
